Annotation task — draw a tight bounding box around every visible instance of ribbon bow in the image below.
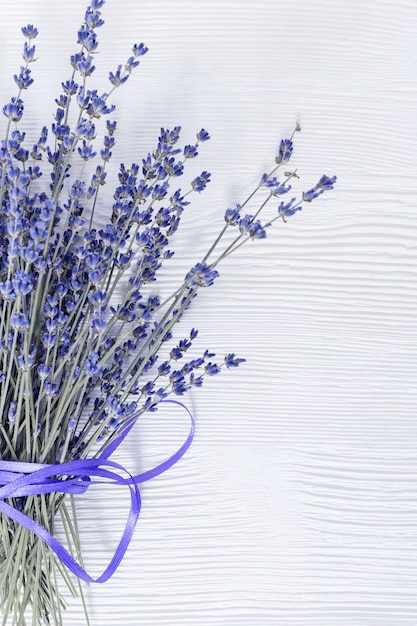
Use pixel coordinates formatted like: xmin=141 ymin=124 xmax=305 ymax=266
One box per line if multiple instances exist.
xmin=0 ymin=400 xmax=194 ymax=582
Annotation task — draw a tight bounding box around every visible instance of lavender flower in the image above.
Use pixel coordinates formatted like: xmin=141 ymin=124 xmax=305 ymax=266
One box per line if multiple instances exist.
xmin=276 ymin=138 xmax=293 ymax=163
xmin=191 ymin=170 xmax=211 ymax=192
xmin=3 ymin=98 xmax=24 ymax=121
xmin=197 ymin=128 xmax=210 ymax=142
xmin=185 ymin=262 xmax=219 ymax=287
xmin=21 ymin=24 xmax=38 ymax=39
xmin=14 ymin=67 xmax=34 ymax=89
xmin=303 ymin=174 xmax=337 ymax=202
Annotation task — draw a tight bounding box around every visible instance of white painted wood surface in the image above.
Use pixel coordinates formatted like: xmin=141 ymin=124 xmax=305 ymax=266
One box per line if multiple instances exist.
xmin=1 ymin=0 xmax=416 ymax=624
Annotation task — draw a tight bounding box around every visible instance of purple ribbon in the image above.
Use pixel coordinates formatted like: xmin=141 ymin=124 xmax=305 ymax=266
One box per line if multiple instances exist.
xmin=0 ymin=400 xmax=194 ymax=583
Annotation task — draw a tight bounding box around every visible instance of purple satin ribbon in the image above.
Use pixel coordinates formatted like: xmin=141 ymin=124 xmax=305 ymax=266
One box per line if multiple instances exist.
xmin=0 ymin=400 xmax=194 ymax=583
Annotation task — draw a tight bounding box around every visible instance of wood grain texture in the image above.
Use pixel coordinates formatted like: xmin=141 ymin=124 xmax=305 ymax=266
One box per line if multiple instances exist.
xmin=0 ymin=0 xmax=416 ymax=624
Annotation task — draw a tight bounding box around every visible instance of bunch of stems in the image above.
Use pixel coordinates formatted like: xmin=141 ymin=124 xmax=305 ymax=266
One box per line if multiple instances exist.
xmin=0 ymin=3 xmax=335 ymax=624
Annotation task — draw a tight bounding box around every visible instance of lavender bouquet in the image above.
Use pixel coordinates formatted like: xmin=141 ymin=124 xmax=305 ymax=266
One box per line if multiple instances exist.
xmin=0 ymin=1 xmax=336 ymax=624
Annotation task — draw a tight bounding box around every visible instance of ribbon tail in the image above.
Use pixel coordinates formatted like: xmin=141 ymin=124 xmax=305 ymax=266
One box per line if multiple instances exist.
xmin=0 ymin=478 xmax=141 ymax=584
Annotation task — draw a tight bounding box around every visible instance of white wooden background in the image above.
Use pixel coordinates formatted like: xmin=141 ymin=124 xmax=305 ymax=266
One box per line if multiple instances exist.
xmin=1 ymin=0 xmax=417 ymax=624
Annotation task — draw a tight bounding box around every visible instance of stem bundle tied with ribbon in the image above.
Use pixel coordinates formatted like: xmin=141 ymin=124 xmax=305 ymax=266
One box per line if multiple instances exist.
xmin=0 ymin=1 xmax=335 ymax=623
xmin=0 ymin=401 xmax=194 ymax=584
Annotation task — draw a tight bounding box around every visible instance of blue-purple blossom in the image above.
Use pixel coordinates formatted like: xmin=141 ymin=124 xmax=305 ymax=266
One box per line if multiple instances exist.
xmin=106 ymin=120 xmax=117 ymax=135
xmin=21 ymin=24 xmax=38 ymax=39
xmin=85 ymin=351 xmax=102 ymax=375
xmin=152 ymin=182 xmax=169 ymax=200
xmin=224 ymin=205 xmax=241 ymax=224
xmin=78 ymin=141 xmax=97 ymax=161
xmin=87 ymin=91 xmax=115 ymax=118
xmin=185 ymin=262 xmax=219 ymax=287
xmin=276 ymin=138 xmax=293 ymax=163
xmin=3 ymin=98 xmax=24 ymax=122
xmin=303 ymin=174 xmax=337 ymax=202
xmin=205 ymin=362 xmax=220 ymax=376
xmin=132 ymin=43 xmax=148 ymax=57
xmin=76 ymin=54 xmax=96 ymax=77
xmin=17 ymin=349 xmax=36 ymax=370
xmin=170 ymin=189 xmax=190 ymax=212
xmin=85 ymin=5 xmax=105 ymax=28
xmin=170 ymin=346 xmax=183 ymax=360
xmin=224 ymin=353 xmax=246 ymax=368
xmin=62 ymin=79 xmax=78 ymax=95
xmin=37 ymin=365 xmax=52 ymax=379
xmin=22 ymin=42 xmax=36 ymax=62
xmin=103 ymin=134 xmax=116 ymax=149
xmin=197 ymin=129 xmax=210 ymax=142
xmin=238 ymin=215 xmax=267 ymax=239
xmin=75 ymin=119 xmax=96 ymax=139
xmin=91 ymin=311 xmax=107 ymax=332
xmin=189 ymin=373 xmax=204 ymax=387
xmin=77 ymin=25 xmax=99 ymax=52
xmin=159 ymin=126 xmax=181 ymax=146
xmin=88 ymin=289 xmax=107 ymax=307
xmin=261 ymin=174 xmax=291 ymax=195
xmin=191 ymin=171 xmax=211 ymax=192
xmin=12 ymin=271 xmax=34 ymax=295
xmin=11 ymin=313 xmax=29 ymax=330
xmin=275 ymin=198 xmax=299 ymax=220
xmin=125 ymin=56 xmax=140 ymax=72
xmin=184 ymin=144 xmax=198 ymax=159
xmin=42 ymin=333 xmax=57 ymax=349
xmin=108 ymin=65 xmax=129 ymax=86
xmin=44 ymin=381 xmax=58 ymax=397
